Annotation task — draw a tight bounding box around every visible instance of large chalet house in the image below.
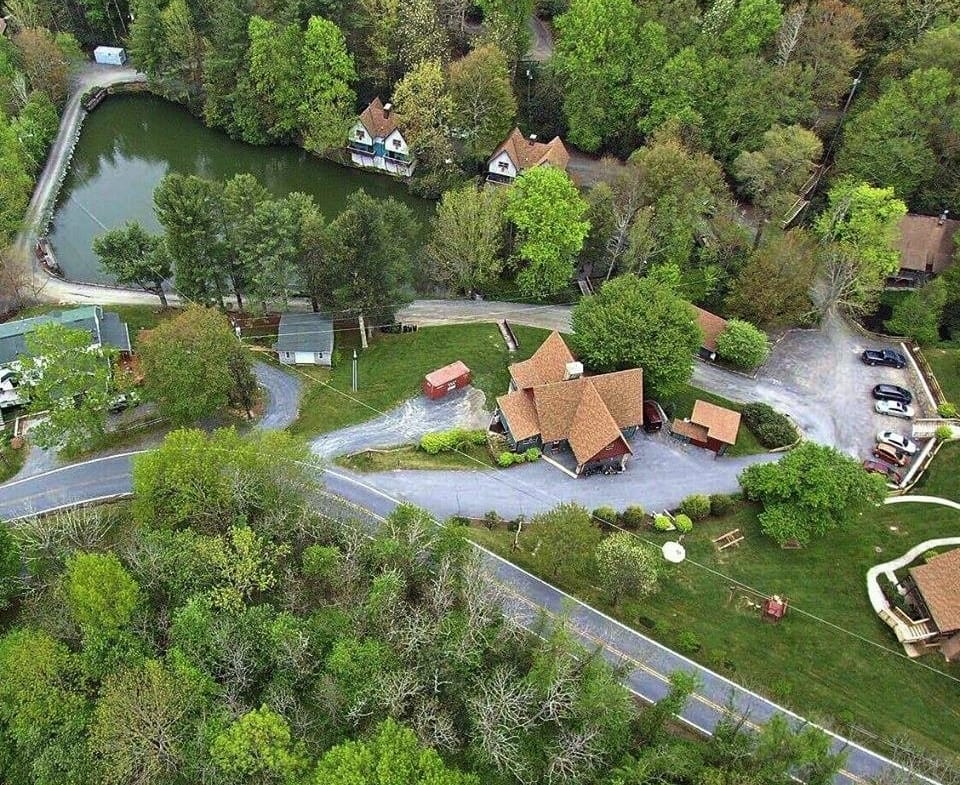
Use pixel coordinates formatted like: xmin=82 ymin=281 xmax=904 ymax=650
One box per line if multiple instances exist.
xmin=891 ymin=212 xmax=960 ymax=287
xmin=903 ymin=548 xmax=960 ymax=662
xmin=490 ymin=332 xmax=643 ymax=476
xmin=486 ymin=127 xmax=570 ymax=185
xmin=347 ymin=97 xmax=414 ymax=176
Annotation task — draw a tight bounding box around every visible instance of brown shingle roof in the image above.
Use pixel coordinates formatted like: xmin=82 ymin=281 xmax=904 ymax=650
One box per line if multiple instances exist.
xmin=692 ymin=306 xmax=726 ymax=352
xmin=567 ymin=380 xmax=631 ymax=465
xmin=425 ymin=360 xmax=470 ymax=387
xmin=509 ymin=331 xmax=575 ymax=390
xmin=691 ymin=399 xmax=741 ymax=445
xmin=897 ymin=214 xmax=960 ymax=274
xmin=671 ymin=418 xmax=709 ymax=442
xmin=496 ymin=390 xmax=540 ymax=441
xmin=590 ymin=369 xmax=644 ymax=429
xmin=358 ymin=97 xmax=399 ymax=140
xmin=910 ymin=548 xmax=960 ymax=633
xmin=489 ymin=128 xmax=570 ymax=173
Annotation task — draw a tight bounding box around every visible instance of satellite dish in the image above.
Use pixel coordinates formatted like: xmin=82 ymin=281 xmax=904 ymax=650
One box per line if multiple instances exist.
xmin=662 ymin=541 xmax=686 ymax=564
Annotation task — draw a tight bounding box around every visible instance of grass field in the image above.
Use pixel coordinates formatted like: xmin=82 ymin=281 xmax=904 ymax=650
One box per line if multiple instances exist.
xmin=923 ymin=346 xmax=960 ymax=405
xmin=289 ymin=324 xmax=552 ymax=438
xmin=469 ymin=443 xmax=960 ymax=762
xmin=666 ymin=384 xmax=768 ymax=456
xmin=0 ymin=438 xmax=27 ymax=484
xmin=336 ymin=442 xmax=497 ymax=472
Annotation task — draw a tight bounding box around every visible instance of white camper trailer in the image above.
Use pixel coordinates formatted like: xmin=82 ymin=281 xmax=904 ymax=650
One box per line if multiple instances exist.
xmin=93 ymin=46 xmax=127 ymax=66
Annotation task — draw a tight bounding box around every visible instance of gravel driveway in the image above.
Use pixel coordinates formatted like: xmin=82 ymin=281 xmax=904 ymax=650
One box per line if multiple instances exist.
xmin=311 ymin=387 xmax=489 ymax=459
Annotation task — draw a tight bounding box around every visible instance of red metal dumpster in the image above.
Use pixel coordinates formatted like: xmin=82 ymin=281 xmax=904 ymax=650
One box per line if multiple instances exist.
xmin=423 ymin=361 xmax=471 ymax=400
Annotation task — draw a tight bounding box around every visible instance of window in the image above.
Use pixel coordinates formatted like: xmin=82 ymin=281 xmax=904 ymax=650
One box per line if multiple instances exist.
xmin=392 ymin=138 xmax=402 ymax=149
xmin=498 ymin=161 xmax=509 ymax=171
xmin=355 ymin=130 xmax=364 ymax=139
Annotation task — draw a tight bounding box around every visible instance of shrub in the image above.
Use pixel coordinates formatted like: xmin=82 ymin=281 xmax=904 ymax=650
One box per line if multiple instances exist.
xmin=482 ymin=510 xmax=503 ymax=529
xmin=938 ymin=401 xmax=958 ymax=418
xmin=741 ymin=402 xmax=796 ymax=448
xmin=676 ymin=631 xmax=701 ymax=654
xmin=621 ymin=505 xmax=646 ymax=529
xmin=496 ymin=451 xmax=517 ymax=467
xmin=935 ymin=424 xmax=953 ymax=441
xmin=592 ymin=506 xmax=618 ymax=527
xmin=715 ymin=319 xmax=770 ymax=369
xmin=653 ymin=514 xmax=673 ymax=531
xmin=678 ymin=494 xmax=710 ymax=521
xmin=674 ymin=514 xmax=693 ymax=534
xmin=923 ymin=549 xmax=941 ymax=563
xmin=709 ymin=493 xmax=735 ymax=517
xmin=523 ymin=447 xmax=541 ymax=462
xmin=419 ymin=428 xmax=487 ymax=454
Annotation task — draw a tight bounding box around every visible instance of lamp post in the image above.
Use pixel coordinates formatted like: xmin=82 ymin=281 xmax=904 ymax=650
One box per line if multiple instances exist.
xmin=352 ymin=349 xmax=358 ymax=392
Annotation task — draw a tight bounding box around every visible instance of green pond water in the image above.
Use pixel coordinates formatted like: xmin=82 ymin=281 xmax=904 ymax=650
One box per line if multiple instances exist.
xmin=48 ymin=93 xmax=432 ymax=285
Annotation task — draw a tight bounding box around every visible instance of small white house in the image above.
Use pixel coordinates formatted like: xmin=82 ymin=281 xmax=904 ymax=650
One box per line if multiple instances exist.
xmin=274 ymin=313 xmax=334 ymax=367
xmin=486 ymin=127 xmax=570 ymax=185
xmin=93 ymin=46 xmax=127 ymax=66
xmin=347 ymin=97 xmax=415 ymax=176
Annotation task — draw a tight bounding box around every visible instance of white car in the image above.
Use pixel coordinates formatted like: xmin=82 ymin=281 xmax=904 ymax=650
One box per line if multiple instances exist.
xmin=876 ymin=430 xmax=918 ymax=455
xmin=875 ymin=400 xmax=914 ymax=419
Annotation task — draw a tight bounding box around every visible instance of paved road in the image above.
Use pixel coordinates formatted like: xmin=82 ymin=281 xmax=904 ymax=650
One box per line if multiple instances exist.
xmin=254 ymin=362 xmax=303 ymax=431
xmin=527 ymin=15 xmax=554 ymax=61
xmin=0 ymin=459 xmax=938 ymax=785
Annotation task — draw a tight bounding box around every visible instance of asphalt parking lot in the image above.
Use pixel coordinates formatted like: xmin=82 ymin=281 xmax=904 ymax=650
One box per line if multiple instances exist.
xmin=757 ymin=314 xmax=934 ymax=459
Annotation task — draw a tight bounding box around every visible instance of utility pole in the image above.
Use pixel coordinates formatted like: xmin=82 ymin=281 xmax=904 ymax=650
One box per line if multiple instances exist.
xmin=352 ymin=349 xmax=358 ymax=392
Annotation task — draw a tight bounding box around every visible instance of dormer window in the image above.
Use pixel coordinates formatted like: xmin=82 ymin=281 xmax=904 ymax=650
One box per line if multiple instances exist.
xmin=392 ymin=139 xmax=402 ymax=148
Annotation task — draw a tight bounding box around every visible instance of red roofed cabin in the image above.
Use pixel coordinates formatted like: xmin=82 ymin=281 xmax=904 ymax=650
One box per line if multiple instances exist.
xmin=423 ymin=361 xmax=471 ymax=400
xmin=487 ymin=128 xmax=570 ymax=185
xmin=671 ymin=399 xmax=741 ymax=455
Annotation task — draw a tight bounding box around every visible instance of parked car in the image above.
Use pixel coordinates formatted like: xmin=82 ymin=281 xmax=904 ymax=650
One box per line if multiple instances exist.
xmin=872 ymin=384 xmax=912 ymax=404
xmin=873 ymin=443 xmax=908 ymax=467
xmin=875 ymin=399 xmax=914 ymax=419
xmin=862 ymin=459 xmax=903 ymax=484
xmin=876 ymin=430 xmax=918 ymax=455
xmin=861 ymin=348 xmax=907 ymax=368
xmin=643 ymin=400 xmax=663 ymax=433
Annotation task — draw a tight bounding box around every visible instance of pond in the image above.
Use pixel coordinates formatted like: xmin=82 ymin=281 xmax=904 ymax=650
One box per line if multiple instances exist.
xmin=48 ymin=93 xmax=433 ymax=285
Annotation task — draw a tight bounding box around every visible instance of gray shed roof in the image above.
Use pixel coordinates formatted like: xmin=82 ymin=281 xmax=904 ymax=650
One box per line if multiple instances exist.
xmin=275 ymin=313 xmax=334 ymax=355
xmin=0 ymin=306 xmax=131 ymax=366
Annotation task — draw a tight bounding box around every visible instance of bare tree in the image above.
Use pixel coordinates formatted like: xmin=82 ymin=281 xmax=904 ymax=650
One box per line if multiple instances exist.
xmin=776 ymin=3 xmax=807 ymax=66
xmin=815 ymin=242 xmax=883 ymax=316
xmin=469 ymin=666 xmax=536 ymax=782
xmin=546 ymin=727 xmax=603 ymax=784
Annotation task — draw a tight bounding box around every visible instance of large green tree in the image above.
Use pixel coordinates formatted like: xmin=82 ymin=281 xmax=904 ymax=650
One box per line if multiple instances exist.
xmin=211 ymin=705 xmax=308 ymax=782
xmin=448 ymin=44 xmax=517 ymax=161
xmin=138 ymin=305 xmax=256 ymax=424
xmin=65 ymin=552 xmax=141 ymax=637
xmin=505 ymin=166 xmax=589 ymax=299
xmin=20 ymin=323 xmax=116 ymax=454
xmin=571 ymin=275 xmax=702 ymax=396
xmin=523 ymin=504 xmax=602 ymax=581
xmin=739 ymin=442 xmax=888 ymax=545
xmin=595 ymin=532 xmax=660 ymax=605
xmin=93 ymin=222 xmax=172 ymax=308
xmin=426 ymin=183 xmax=508 ymax=294
xmin=301 ymin=15 xmax=357 ymax=153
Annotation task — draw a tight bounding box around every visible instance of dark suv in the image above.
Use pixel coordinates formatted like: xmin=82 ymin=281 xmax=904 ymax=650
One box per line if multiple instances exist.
xmin=861 ymin=349 xmax=907 ymax=368
xmin=872 ymin=384 xmax=912 ymax=404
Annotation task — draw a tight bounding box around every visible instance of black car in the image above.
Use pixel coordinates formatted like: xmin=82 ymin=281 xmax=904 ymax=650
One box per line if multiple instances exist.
xmin=861 ymin=348 xmax=907 ymax=368
xmin=872 ymin=384 xmax=912 ymax=404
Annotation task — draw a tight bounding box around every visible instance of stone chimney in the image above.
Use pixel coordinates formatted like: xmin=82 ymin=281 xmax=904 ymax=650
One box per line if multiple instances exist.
xmin=383 ymin=102 xmax=392 ymax=118
xmin=528 ymin=134 xmax=538 ymax=144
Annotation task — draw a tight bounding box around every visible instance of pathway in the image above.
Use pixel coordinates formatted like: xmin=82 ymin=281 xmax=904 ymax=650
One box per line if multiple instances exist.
xmin=526 ymin=15 xmax=554 ymax=62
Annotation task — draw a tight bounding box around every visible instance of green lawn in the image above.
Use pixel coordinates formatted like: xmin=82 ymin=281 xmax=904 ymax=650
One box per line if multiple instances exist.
xmin=289 ymin=324 xmax=551 ymax=438
xmin=665 ymin=384 xmax=767 ymax=456
xmin=336 ymin=442 xmax=497 ymax=472
xmin=0 ymin=438 xmax=27 ymax=484
xmin=469 ymin=444 xmax=960 ymax=762
xmin=923 ymin=346 xmax=960 ymax=405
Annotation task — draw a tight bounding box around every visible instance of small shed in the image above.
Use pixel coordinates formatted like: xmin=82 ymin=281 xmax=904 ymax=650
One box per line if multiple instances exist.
xmin=274 ymin=313 xmax=334 ymax=366
xmin=423 ymin=361 xmax=471 ymax=399
xmin=671 ymin=399 xmax=741 ymax=454
xmin=93 ymin=46 xmax=127 ymax=65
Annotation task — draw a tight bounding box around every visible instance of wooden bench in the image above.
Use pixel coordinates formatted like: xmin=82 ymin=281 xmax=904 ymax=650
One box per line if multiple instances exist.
xmin=713 ymin=528 xmax=744 ymax=550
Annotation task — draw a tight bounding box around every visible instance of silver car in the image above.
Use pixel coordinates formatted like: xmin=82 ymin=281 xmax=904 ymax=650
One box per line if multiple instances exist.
xmin=875 ymin=400 xmax=914 ymax=419
xmin=876 ymin=430 xmax=918 ymax=455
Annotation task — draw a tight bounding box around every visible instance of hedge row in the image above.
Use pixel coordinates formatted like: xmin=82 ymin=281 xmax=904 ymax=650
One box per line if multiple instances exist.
xmin=497 ymin=447 xmax=541 ymax=467
xmin=741 ymin=403 xmax=796 ymax=449
xmin=419 ymin=428 xmax=487 ymax=454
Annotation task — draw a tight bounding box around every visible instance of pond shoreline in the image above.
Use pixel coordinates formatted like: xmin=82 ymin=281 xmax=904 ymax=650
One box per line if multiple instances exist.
xmin=42 ymin=86 xmax=433 ymax=288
